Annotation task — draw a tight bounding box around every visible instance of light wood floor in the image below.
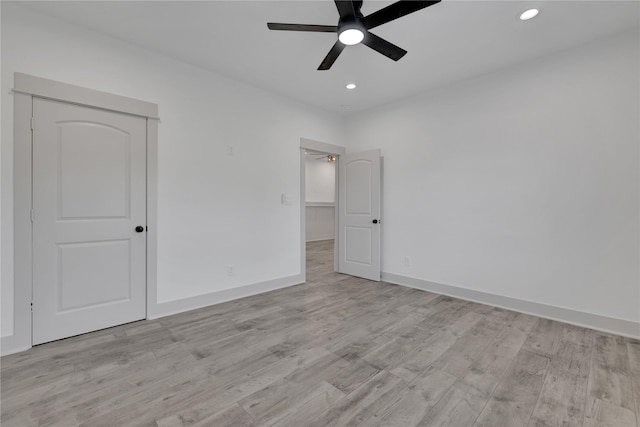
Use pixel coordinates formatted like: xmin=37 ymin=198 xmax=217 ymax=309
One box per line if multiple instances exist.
xmin=2 ymin=239 xmax=639 ymax=426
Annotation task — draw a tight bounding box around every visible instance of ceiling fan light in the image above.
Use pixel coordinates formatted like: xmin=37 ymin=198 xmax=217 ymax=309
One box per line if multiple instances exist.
xmin=339 ymin=28 xmax=364 ymax=45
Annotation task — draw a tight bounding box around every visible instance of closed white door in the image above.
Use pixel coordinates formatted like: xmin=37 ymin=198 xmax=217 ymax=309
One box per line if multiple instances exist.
xmin=338 ymin=150 xmax=381 ymax=281
xmin=32 ymin=98 xmax=147 ymax=345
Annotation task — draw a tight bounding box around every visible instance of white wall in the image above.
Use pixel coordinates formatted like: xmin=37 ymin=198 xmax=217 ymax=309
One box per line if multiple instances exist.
xmin=345 ymin=29 xmax=640 ymax=330
xmin=305 ymin=156 xmax=335 ymax=203
xmin=305 ymin=156 xmax=335 ymax=241
xmin=2 ymin=4 xmax=638 ymax=349
xmin=1 ymin=3 xmax=345 ymax=341
xmin=305 ymin=206 xmax=335 ymax=242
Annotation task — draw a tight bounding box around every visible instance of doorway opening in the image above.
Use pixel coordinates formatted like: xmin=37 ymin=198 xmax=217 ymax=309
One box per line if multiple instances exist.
xmin=299 ymin=138 xmax=345 ymax=282
xmin=300 ymin=139 xmax=382 ymax=283
xmin=305 ymin=150 xmax=338 ymax=280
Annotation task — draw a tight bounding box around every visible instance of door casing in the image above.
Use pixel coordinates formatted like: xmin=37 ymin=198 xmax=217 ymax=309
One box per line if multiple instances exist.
xmin=9 ymin=73 xmax=159 ymax=353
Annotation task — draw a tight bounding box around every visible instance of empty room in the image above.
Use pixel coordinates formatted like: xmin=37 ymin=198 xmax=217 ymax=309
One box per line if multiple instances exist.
xmin=1 ymin=1 xmax=639 ymax=426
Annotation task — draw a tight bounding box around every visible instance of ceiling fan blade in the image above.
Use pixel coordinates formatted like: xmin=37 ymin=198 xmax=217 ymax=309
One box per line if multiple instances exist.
xmin=362 ymin=32 xmax=407 ymax=61
xmin=364 ymin=1 xmax=440 ymax=30
xmin=318 ymin=41 xmax=346 ymax=70
xmin=267 ymin=23 xmax=338 ymax=32
xmin=334 ymin=1 xmax=362 ymax=19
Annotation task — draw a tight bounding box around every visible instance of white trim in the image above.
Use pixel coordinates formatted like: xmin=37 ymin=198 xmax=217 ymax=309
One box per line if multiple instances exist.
xmin=306 ymin=237 xmax=335 ymax=243
xmin=13 ymin=73 xmax=158 ymax=119
xmin=333 ymin=157 xmax=340 ymax=272
xmin=382 ymin=272 xmax=640 ymax=339
xmin=10 ymin=73 xmax=159 ymax=355
xmin=300 ymin=138 xmax=345 ymax=156
xmin=299 ymin=148 xmax=307 ymax=280
xmin=1 ymin=335 xmax=31 ymax=357
xmin=306 ymin=202 xmax=335 ymax=207
xmin=149 ymin=275 xmax=304 ymax=319
xmin=10 ymin=91 xmax=34 ymax=356
xmin=146 ymin=118 xmax=159 ymax=319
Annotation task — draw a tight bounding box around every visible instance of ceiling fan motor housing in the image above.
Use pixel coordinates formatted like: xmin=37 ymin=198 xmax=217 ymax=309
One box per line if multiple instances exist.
xmin=338 ymin=22 xmax=366 ymax=45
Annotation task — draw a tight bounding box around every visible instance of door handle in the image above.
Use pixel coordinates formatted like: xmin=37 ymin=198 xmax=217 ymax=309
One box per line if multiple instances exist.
xmin=372 ymin=219 xmax=379 ymax=224
xmin=135 ymin=226 xmax=145 ymax=233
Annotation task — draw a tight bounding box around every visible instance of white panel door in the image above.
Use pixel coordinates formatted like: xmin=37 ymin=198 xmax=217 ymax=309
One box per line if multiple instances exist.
xmin=32 ymin=98 xmax=147 ymax=345
xmin=338 ymin=150 xmax=381 ymax=281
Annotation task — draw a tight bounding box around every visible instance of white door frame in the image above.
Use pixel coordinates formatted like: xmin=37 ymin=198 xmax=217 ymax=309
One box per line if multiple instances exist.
xmin=8 ymin=73 xmax=159 ymax=353
xmin=299 ymin=138 xmax=345 ymax=280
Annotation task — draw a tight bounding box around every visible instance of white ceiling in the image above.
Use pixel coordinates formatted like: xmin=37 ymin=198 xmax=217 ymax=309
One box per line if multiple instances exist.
xmin=15 ymin=1 xmax=640 ymax=114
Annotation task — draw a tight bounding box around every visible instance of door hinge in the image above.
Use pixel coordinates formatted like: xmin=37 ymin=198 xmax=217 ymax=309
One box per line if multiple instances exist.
xmin=30 ymin=301 xmax=33 ymax=312
xmin=30 ymin=209 xmax=34 ymax=223
xmin=30 ymin=116 xmax=35 ymax=130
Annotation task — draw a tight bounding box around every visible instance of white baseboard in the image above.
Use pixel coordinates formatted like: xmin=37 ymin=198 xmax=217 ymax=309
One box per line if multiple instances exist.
xmin=148 ymin=274 xmax=304 ymax=320
xmin=382 ymin=272 xmax=640 ymax=340
xmin=1 ymin=274 xmax=305 ymax=357
xmin=4 ymin=272 xmax=635 ymax=357
xmin=1 ymin=334 xmax=31 ymax=357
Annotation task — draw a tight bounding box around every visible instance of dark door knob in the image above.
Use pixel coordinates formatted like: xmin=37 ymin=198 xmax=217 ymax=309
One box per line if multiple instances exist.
xmin=135 ymin=226 xmax=145 ymax=233
xmin=372 ymin=219 xmax=379 ymax=224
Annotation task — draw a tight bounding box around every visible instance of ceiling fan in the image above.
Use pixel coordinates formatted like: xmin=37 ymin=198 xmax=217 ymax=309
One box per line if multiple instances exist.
xmin=307 ymin=152 xmax=337 ymax=162
xmin=267 ymin=0 xmax=441 ymax=70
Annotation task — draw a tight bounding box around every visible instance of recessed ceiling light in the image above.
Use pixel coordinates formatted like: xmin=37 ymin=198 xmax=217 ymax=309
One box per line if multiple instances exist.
xmin=339 ymin=28 xmax=365 ymax=46
xmin=346 ymin=83 xmax=356 ymax=90
xmin=520 ymin=8 xmax=539 ymax=20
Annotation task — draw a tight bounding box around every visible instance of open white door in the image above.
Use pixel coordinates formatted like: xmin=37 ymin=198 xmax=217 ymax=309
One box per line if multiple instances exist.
xmin=338 ymin=149 xmax=381 ymax=281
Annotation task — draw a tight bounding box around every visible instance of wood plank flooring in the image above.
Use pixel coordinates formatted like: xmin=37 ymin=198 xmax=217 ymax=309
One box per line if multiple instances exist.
xmin=2 ymin=238 xmax=639 ymax=426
